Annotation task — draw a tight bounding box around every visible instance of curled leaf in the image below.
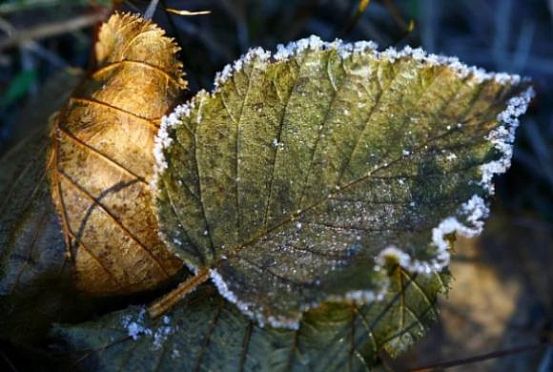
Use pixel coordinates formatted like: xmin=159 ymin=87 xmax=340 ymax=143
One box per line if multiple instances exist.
xmin=49 ymin=13 xmax=186 ymax=295
xmin=154 ymin=37 xmax=532 ymax=327
xmin=53 ymin=267 xmax=448 ymax=371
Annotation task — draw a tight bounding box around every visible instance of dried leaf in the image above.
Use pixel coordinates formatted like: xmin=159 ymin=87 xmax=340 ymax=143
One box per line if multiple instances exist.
xmin=49 ymin=13 xmax=186 ymax=295
xmin=53 ymin=266 xmax=448 ymax=371
xmin=154 ymin=37 xmax=532 ymax=328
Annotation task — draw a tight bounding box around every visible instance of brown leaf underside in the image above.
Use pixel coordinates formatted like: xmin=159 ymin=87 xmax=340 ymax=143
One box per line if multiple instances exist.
xmin=48 ymin=13 xmax=186 ymax=295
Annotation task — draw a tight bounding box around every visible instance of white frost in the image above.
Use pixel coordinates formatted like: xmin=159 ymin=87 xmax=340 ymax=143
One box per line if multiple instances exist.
xmin=151 ymin=103 xmax=194 ymax=191
xmin=375 ymin=246 xmax=412 ymax=268
xmin=120 ymin=308 xmax=178 ymax=350
xmin=215 ymin=47 xmax=270 ymax=88
xmin=479 ymin=87 xmax=534 ymax=193
xmin=121 ymin=308 xmax=153 ymax=341
xmin=210 ymin=268 xmax=302 ymax=329
xmin=153 ymin=35 xmax=531 ymax=192
xmin=151 ymin=34 xmax=533 ymax=329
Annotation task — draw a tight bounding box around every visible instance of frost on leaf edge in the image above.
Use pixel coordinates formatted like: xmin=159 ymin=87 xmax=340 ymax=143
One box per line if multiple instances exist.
xmin=152 ymin=36 xmax=533 ymax=329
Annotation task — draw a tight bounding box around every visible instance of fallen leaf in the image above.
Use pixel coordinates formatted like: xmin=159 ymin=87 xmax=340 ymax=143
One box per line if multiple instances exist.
xmin=53 ymin=266 xmax=448 ymax=371
xmin=153 ymin=37 xmax=532 ymax=327
xmin=0 ymin=70 xmax=94 ymax=344
xmin=49 ymin=13 xmax=186 ymax=295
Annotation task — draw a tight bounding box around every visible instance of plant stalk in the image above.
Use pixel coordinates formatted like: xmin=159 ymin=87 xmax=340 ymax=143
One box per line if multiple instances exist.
xmin=148 ymin=268 xmax=210 ymax=318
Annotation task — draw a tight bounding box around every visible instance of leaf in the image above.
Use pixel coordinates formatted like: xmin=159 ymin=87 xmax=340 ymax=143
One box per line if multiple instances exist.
xmin=154 ymin=37 xmax=532 ymax=327
xmin=0 ymin=70 xmax=96 ymax=344
xmin=53 ymin=266 xmax=448 ymax=371
xmin=48 ymin=12 xmax=186 ymax=295
xmin=0 ymin=69 xmax=37 ymax=109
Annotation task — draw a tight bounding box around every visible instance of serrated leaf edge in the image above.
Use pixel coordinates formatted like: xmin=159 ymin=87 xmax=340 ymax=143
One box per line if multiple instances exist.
xmin=152 ymin=36 xmax=533 ymax=328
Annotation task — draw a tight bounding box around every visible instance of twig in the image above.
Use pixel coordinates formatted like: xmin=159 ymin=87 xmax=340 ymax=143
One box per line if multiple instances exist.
xmin=0 ymin=0 xmax=88 ymax=15
xmin=342 ymin=0 xmax=371 ymax=36
xmin=409 ymin=342 xmax=547 ymax=371
xmin=148 ymin=268 xmax=210 ymax=318
xmin=160 ymin=0 xmax=185 ymax=55
xmin=144 ymin=0 xmax=160 ymax=20
xmin=0 ymin=11 xmax=107 ymax=52
xmin=165 ymin=9 xmax=211 ymax=16
xmin=382 ymin=0 xmax=409 ymax=30
xmin=0 ymin=348 xmax=17 ymax=372
xmin=0 ymin=17 xmax=66 ymax=66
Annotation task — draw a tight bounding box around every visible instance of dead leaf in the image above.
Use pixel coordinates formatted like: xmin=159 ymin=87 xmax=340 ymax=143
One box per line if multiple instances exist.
xmin=48 ymin=12 xmax=185 ymax=295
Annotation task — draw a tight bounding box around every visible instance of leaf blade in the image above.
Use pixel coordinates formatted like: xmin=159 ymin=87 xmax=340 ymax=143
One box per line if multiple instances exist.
xmin=49 ymin=12 xmax=186 ymax=295
xmin=53 ymin=267 xmax=449 ymax=371
xmin=155 ymin=38 xmax=532 ymax=327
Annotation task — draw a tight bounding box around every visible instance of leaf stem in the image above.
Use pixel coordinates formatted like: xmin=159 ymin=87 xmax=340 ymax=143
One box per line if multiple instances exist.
xmin=148 ymin=268 xmax=210 ymax=318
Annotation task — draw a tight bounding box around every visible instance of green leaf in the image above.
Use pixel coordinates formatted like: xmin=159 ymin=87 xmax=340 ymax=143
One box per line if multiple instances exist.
xmin=154 ymin=37 xmax=532 ymax=328
xmin=0 ymin=70 xmax=95 ymax=344
xmin=0 ymin=128 xmax=86 ymax=344
xmin=0 ymin=69 xmax=37 ymax=109
xmin=53 ymin=266 xmax=448 ymax=371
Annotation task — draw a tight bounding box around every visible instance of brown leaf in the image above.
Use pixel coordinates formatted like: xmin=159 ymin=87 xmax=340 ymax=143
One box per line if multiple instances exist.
xmin=48 ymin=12 xmax=185 ymax=295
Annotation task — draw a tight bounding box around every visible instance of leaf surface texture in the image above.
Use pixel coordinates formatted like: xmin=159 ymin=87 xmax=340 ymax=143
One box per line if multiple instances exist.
xmin=49 ymin=13 xmax=185 ymax=295
xmin=155 ymin=39 xmax=530 ymax=326
xmin=54 ymin=267 xmax=448 ymax=371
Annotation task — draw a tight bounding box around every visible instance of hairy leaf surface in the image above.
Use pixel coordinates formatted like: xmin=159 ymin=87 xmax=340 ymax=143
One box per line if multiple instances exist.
xmin=54 ymin=266 xmax=448 ymax=371
xmin=155 ymin=37 xmax=532 ymax=327
xmin=49 ymin=13 xmax=185 ymax=295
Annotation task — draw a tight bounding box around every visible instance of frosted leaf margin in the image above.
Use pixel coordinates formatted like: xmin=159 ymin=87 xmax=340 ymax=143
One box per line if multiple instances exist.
xmin=153 ymin=35 xmax=533 ymax=329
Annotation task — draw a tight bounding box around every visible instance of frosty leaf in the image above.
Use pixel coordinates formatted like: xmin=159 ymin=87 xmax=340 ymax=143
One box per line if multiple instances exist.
xmin=154 ymin=36 xmax=532 ymax=327
xmin=49 ymin=13 xmax=186 ymax=295
xmin=53 ymin=266 xmax=448 ymax=371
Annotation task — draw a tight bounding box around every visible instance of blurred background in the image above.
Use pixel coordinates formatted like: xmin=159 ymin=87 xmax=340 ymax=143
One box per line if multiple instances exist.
xmin=0 ymin=0 xmax=552 ymax=370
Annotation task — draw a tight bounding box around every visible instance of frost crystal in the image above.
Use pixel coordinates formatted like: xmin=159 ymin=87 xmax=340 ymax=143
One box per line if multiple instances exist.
xmin=151 ymin=100 xmax=195 ymax=191
xmin=154 ymin=35 xmax=530 ymax=183
xmin=209 ymin=269 xmax=239 ymax=305
xmin=121 ymin=308 xmax=152 ymax=341
xmin=461 ymin=195 xmax=489 ymax=230
xmin=215 ymin=47 xmax=270 ymax=88
xmin=479 ymin=87 xmax=534 ymax=193
xmin=153 ymin=321 xmax=173 ymax=349
xmin=153 ymin=34 xmax=533 ymax=328
xmin=120 ymin=309 xmax=177 ymax=350
xmin=210 ymin=268 xmax=301 ymax=329
xmin=153 ymin=119 xmax=172 ymax=172
xmin=376 ymin=246 xmax=412 ymax=268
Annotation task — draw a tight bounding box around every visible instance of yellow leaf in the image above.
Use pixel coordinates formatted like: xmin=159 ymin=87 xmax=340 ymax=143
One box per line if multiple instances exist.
xmin=49 ymin=13 xmax=185 ymax=295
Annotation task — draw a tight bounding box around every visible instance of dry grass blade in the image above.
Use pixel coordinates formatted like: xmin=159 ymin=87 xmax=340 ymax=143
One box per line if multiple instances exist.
xmin=165 ymin=8 xmax=211 ymax=16
xmin=408 ymin=342 xmax=547 ymax=371
xmin=342 ymin=0 xmax=372 ymax=35
xmin=0 ymin=11 xmax=108 ymax=52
